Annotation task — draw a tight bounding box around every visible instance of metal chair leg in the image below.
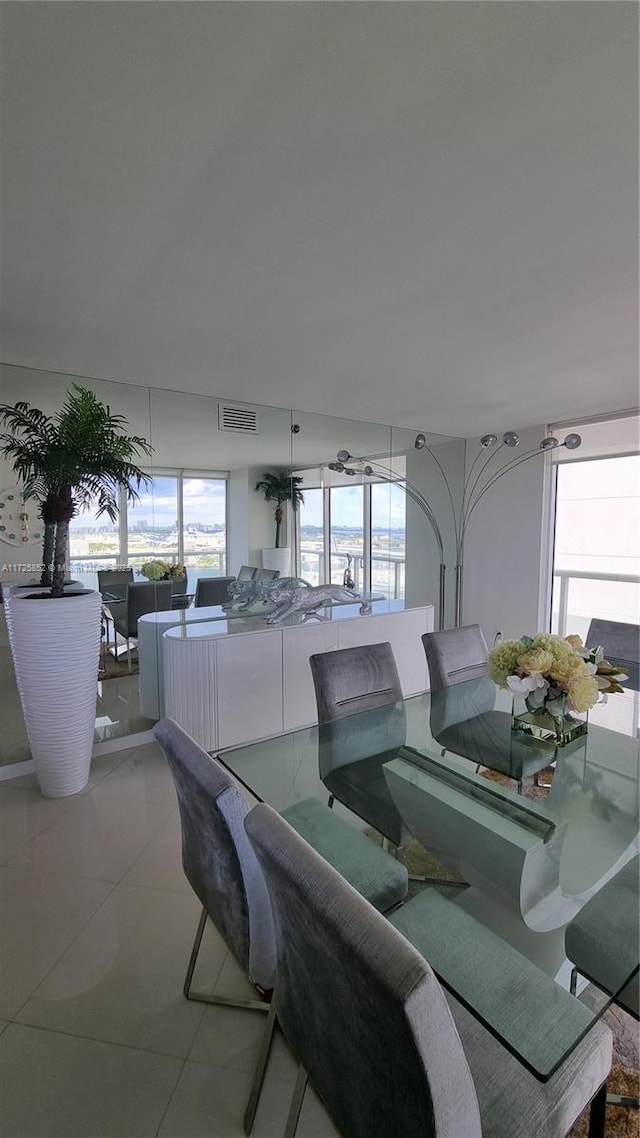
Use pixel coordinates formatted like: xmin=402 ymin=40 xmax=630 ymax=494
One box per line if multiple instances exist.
xmin=569 ymin=965 xmax=578 ymax=996
xmin=244 ymin=998 xmax=278 ymax=1135
xmin=327 ymin=794 xmax=335 ymax=809
xmin=283 ymin=1066 xmax=309 ymax=1138
xmin=183 ymin=905 xmax=269 ymax=1013
xmin=587 ymin=1081 xmax=607 ymax=1138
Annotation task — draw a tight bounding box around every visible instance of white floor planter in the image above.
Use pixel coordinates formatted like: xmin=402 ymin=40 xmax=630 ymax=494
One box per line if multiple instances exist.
xmin=5 ymin=588 xmax=101 ymax=797
xmin=262 ymin=547 xmax=291 ymax=576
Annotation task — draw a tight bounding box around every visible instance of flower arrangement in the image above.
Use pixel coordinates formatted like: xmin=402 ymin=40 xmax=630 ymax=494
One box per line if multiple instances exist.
xmin=488 ymin=632 xmax=628 ymax=714
xmin=139 ymin=560 xmax=185 ymax=581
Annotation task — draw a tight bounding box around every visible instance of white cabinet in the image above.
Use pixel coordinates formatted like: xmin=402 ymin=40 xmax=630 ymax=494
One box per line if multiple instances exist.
xmin=163 ymin=603 xmax=434 ymax=752
xmin=216 ymin=631 xmax=283 ymax=749
xmin=282 ymin=623 xmax=340 ymax=731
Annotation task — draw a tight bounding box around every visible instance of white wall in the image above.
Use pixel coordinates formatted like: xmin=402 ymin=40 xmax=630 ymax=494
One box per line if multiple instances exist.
xmin=461 ymin=425 xmax=552 ymax=642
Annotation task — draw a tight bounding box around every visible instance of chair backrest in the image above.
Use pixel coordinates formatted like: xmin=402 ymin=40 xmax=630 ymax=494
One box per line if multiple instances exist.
xmin=124 ymin=581 xmax=173 ymax=635
xmin=428 ymin=676 xmax=497 ymax=737
xmin=585 ymin=619 xmax=639 ymax=666
xmin=565 ymin=855 xmax=639 ymax=1020
xmin=245 ymin=802 xmax=481 ymax=1138
xmin=153 ymin=718 xmax=276 ymax=991
xmin=254 ymin=567 xmax=280 ymax=581
xmin=309 ymin=642 xmax=403 ymax=724
xmin=194 ymin=576 xmax=236 ymax=607
xmin=422 ymin=626 xmax=488 ymax=690
xmin=97 ymin=568 xmax=133 ymax=600
xmin=237 ymin=565 xmax=259 ymax=581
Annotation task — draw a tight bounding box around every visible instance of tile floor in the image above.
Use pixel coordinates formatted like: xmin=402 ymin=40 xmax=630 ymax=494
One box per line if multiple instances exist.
xmin=0 ymin=741 xmax=340 ymax=1137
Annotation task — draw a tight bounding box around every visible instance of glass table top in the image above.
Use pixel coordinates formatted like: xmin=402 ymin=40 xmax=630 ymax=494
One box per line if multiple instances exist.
xmin=217 ymin=678 xmax=639 ymax=1080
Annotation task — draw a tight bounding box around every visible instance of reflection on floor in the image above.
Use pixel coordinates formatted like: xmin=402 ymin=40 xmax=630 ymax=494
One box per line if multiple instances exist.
xmin=0 ymin=741 xmax=339 ymax=1137
xmin=0 ymin=610 xmax=155 ymax=771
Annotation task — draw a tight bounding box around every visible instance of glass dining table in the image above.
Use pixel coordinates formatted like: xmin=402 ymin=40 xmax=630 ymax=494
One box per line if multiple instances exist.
xmin=216 ymin=675 xmax=639 ymax=1082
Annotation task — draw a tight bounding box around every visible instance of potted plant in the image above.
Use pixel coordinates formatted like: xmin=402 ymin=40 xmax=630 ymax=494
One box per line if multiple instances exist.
xmin=255 ymin=470 xmax=304 ymax=577
xmin=0 ymin=385 xmax=152 ymax=796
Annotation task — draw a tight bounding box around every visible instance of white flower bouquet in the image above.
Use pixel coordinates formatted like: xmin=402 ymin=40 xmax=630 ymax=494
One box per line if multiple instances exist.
xmin=488 ymin=632 xmax=627 ymax=716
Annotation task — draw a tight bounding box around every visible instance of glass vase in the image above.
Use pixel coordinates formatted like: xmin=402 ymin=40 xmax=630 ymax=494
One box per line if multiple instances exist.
xmin=511 ymin=693 xmax=588 ymax=747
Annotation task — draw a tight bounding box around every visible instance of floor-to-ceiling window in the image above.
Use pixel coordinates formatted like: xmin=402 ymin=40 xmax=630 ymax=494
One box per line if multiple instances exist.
xmin=295 ymin=473 xmax=406 ymax=600
xmin=69 ymin=472 xmax=227 ymax=589
xmin=550 ymin=414 xmax=639 ymax=639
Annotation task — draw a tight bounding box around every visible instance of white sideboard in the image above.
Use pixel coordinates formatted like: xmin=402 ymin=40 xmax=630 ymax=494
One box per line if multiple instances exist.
xmin=163 ymin=601 xmax=434 ymax=751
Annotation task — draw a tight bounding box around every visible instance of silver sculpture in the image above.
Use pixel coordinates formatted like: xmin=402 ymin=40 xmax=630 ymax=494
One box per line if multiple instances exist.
xmin=264 ymin=584 xmax=363 ymax=625
xmin=223 ymin=576 xmax=311 ymax=613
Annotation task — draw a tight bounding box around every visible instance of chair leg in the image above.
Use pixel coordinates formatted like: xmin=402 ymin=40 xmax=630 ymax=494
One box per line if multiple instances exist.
xmin=127 ymin=637 xmax=132 ymax=672
xmin=327 ymin=794 xmax=335 ymax=809
xmin=183 ymin=905 xmax=270 ymax=1013
xmin=606 ymin=1092 xmax=640 ymax=1108
xmin=283 ymin=1066 xmax=309 ymax=1138
xmin=587 ymin=1081 xmax=607 ymax=1138
xmin=244 ymin=997 xmax=278 ymax=1135
xmin=395 ymin=845 xmax=467 ymax=889
xmin=569 ymin=966 xmax=578 ymax=996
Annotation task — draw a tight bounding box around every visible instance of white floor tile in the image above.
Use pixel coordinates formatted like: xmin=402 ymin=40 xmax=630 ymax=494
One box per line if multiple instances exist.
xmin=156 ymin=1060 xmax=291 ymax=1138
xmin=7 ymin=792 xmax=176 ymax=882
xmin=189 ymin=1005 xmax=299 ymax=1082
xmin=0 ymin=1023 xmax=183 ymax=1138
xmin=121 ymin=810 xmax=191 ymax=893
xmin=90 ymin=741 xmax=177 ymax=806
xmin=0 ymin=866 xmax=113 ymax=1019
xmin=0 ymin=784 xmax=76 ymax=863
xmin=16 ymin=883 xmax=226 ymax=1057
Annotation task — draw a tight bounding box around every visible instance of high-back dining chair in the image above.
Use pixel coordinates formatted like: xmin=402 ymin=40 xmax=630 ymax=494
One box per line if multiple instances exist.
xmin=153 ymin=718 xmax=408 ymax=1133
xmin=109 ymin=580 xmax=172 ymax=670
xmin=154 ymin=717 xmax=407 ymax=1006
xmin=566 ymin=855 xmax=639 ymax=1110
xmin=585 ymin=618 xmax=640 ymax=691
xmin=421 ymin=624 xmax=488 ymax=690
xmin=97 ymin=567 xmax=133 ymax=602
xmin=245 ymin=802 xmax=613 ymax=1138
xmin=422 ymin=627 xmax=552 ymax=794
xmin=237 ymin=565 xmax=259 ymax=581
xmin=309 ymin=643 xmax=407 ymax=846
xmin=193 ymin=575 xmax=236 ymax=607
xmin=254 ymin=567 xmax=280 ymax=581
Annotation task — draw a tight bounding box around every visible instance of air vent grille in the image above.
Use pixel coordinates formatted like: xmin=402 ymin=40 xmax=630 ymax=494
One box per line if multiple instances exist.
xmin=218 ymin=404 xmax=260 ymax=434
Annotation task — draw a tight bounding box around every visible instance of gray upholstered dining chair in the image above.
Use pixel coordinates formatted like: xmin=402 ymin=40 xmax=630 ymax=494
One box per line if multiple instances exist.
xmin=566 ymin=855 xmax=639 ymax=1110
xmin=244 ymin=801 xmax=613 ymax=1138
xmin=421 ymin=624 xmax=489 ymax=689
xmin=585 ymin=618 xmax=640 ymax=690
xmin=153 ymin=717 xmax=408 ymax=1128
xmin=237 ymin=565 xmax=259 ymax=581
xmin=97 ymin=567 xmax=133 ymax=601
xmin=309 ymin=642 xmax=407 ymax=846
xmin=422 ymin=627 xmax=552 ymax=794
xmin=154 ymin=716 xmax=407 ymax=1007
xmin=194 ymin=575 xmax=236 ymax=607
xmin=254 ymin=567 xmax=280 ymax=581
xmin=108 ymin=580 xmax=172 ymax=670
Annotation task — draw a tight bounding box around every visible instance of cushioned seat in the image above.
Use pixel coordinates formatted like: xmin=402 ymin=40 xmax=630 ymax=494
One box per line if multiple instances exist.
xmin=244 ymin=802 xmax=612 ymax=1138
xmin=566 ymin=855 xmax=639 ymax=1020
xmin=281 ymin=796 xmax=407 ymax=916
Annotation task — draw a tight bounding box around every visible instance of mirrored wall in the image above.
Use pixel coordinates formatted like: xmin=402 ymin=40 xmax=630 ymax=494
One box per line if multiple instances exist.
xmin=0 ymin=363 xmax=464 ymax=764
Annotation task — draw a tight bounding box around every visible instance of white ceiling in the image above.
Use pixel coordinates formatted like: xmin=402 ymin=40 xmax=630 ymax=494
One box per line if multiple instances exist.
xmin=1 ymin=2 xmax=638 ymax=438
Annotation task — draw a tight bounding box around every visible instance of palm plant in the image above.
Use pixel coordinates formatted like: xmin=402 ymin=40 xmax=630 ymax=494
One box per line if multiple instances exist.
xmin=0 ymin=385 xmax=152 ymax=597
xmin=255 ymin=471 xmax=304 ymax=548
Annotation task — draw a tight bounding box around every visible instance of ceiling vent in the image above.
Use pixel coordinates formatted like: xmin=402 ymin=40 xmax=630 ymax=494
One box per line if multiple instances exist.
xmin=218 ymin=403 xmax=260 ymax=434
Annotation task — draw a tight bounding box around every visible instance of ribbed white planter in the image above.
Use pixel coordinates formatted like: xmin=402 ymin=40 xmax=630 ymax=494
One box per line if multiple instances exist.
xmin=5 ymin=589 xmax=101 ymax=797
xmin=262 ymin=547 xmax=291 ymax=576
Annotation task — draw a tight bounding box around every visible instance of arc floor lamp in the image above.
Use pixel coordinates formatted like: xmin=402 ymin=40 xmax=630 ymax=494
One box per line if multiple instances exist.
xmin=330 ymin=429 xmax=581 ymax=629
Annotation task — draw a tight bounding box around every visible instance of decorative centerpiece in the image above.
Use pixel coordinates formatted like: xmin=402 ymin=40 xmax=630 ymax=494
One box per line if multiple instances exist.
xmin=488 ymin=633 xmax=628 ymax=747
xmin=139 ymin=560 xmax=185 ymax=582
